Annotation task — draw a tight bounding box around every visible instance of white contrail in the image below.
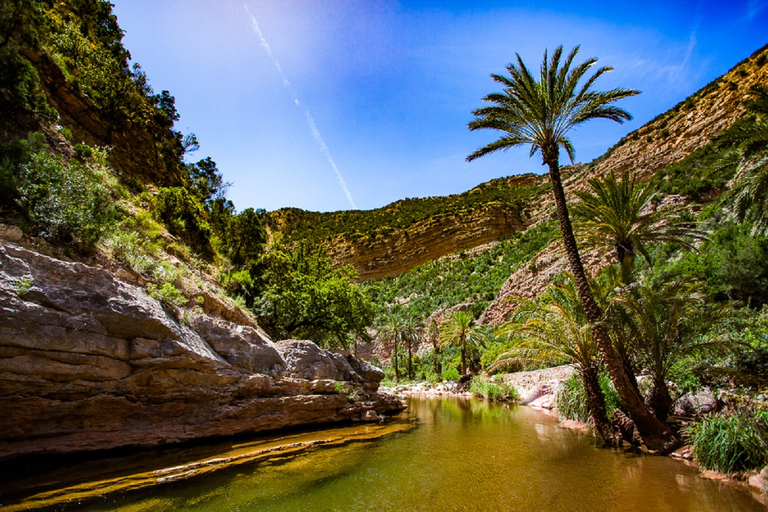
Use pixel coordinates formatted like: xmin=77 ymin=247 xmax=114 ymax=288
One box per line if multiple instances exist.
xmin=244 ymin=4 xmax=357 ymax=209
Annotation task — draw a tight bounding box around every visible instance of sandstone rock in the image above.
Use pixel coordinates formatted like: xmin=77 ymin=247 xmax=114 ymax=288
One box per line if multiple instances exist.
xmin=0 ymin=241 xmax=404 ymax=461
xmin=749 ymin=466 xmax=768 ymax=495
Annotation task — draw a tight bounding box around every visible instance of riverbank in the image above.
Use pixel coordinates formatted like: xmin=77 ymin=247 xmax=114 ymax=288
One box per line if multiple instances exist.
xmin=384 ymin=367 xmax=768 ymax=507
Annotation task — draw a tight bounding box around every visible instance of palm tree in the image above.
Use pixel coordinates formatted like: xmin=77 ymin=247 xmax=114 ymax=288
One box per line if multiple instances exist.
xmin=714 ymin=85 xmax=768 ymax=234
xmin=400 ymin=311 xmax=423 ymax=381
xmin=439 ymin=310 xmax=474 ymax=376
xmin=466 ymin=45 xmax=678 ymax=452
xmin=493 ymin=276 xmax=619 ymax=445
xmin=573 ymin=171 xmax=706 ymax=284
xmin=607 ymin=271 xmax=737 ymax=421
xmin=378 ymin=312 xmax=404 ymax=383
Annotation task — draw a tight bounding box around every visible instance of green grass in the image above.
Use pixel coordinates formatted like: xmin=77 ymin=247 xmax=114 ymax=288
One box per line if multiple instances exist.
xmin=554 ymin=372 xmax=622 ymax=423
xmin=469 ymin=377 xmax=520 ymax=402
xmin=683 ymin=409 xmax=768 ymax=473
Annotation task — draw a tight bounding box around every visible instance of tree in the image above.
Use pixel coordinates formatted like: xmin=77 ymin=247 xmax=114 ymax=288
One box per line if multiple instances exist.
xmin=715 ymin=85 xmax=768 ymax=234
xmin=467 ymin=45 xmax=678 ymax=451
xmin=439 ymin=310 xmax=474 ymax=375
xmin=607 ymin=271 xmax=737 ymax=421
xmin=252 ymin=244 xmax=374 ymax=349
xmin=573 ymin=171 xmax=705 ymax=284
xmin=378 ymin=312 xmax=405 ymax=382
xmin=494 ymin=275 xmax=619 ymax=445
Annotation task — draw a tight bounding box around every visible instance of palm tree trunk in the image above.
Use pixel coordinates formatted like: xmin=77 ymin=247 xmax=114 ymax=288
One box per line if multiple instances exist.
xmin=543 ymin=146 xmax=679 ymax=453
xmin=461 ymin=337 xmax=467 ymax=375
xmin=393 ymin=337 xmax=400 ymax=383
xmin=581 ymin=366 xmax=619 ymax=446
xmin=408 ymin=338 xmax=413 ymax=380
xmin=649 ymin=377 xmax=673 ymax=422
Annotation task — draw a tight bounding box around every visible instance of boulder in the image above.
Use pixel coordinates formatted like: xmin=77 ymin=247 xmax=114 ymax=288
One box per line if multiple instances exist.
xmin=673 ymin=387 xmax=719 ymax=417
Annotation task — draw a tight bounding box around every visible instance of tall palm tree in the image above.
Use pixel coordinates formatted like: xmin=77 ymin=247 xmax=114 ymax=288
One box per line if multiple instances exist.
xmin=400 ymin=311 xmax=423 ymax=381
xmin=493 ymin=276 xmax=619 ymax=445
xmin=378 ymin=312 xmax=404 ymax=383
xmin=439 ymin=310 xmax=474 ymax=375
xmin=467 ymin=45 xmax=678 ymax=451
xmin=714 ymin=85 xmax=768 ymax=234
xmin=573 ymin=171 xmax=706 ymax=284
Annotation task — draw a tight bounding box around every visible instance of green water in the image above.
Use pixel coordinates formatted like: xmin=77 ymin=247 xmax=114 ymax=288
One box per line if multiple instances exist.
xmin=9 ymin=397 xmax=767 ymax=511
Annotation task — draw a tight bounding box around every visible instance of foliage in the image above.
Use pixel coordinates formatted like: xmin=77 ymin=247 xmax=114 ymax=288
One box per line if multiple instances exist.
xmin=442 ymin=367 xmax=461 ymax=381
xmin=269 ymin=176 xmax=547 ymax=245
xmin=573 ymin=171 xmax=706 ymax=283
xmin=153 ymin=187 xmax=214 ymax=259
xmin=651 ymin=143 xmax=738 ymax=200
xmin=554 ymin=372 xmax=621 ymax=423
xmin=14 ymin=277 xmax=32 ymax=298
xmin=147 ymin=282 xmax=188 ymax=308
xmin=7 ymin=134 xmax=118 ymax=251
xmin=683 ymin=409 xmax=768 ymax=473
xmin=250 ymin=244 xmax=374 ymax=349
xmin=713 ymin=84 xmax=768 ymax=234
xmin=469 ymin=377 xmax=520 ymax=402
xmin=439 ymin=310 xmax=475 ymax=375
xmin=364 ymin=221 xmax=558 ymax=321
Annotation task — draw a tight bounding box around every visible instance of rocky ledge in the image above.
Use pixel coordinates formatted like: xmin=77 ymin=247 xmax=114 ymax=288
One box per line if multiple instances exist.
xmin=0 ymin=242 xmax=405 ymax=461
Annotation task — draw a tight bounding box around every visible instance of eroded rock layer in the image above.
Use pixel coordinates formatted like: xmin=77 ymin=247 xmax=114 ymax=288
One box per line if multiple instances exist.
xmin=0 ymin=242 xmax=404 ymax=461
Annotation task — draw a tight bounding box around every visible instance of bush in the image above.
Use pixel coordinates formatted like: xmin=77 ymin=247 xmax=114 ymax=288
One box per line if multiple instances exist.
xmin=147 ymin=282 xmax=188 ymax=308
xmin=442 ymin=367 xmax=461 ymax=381
xmin=154 ymin=187 xmax=213 ymax=259
xmin=683 ymin=410 xmax=768 ymax=473
xmin=469 ymin=377 xmax=520 ymax=402
xmin=12 ymin=140 xmax=117 ymax=251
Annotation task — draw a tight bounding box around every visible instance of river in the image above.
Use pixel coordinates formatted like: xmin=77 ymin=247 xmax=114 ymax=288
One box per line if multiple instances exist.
xmin=1 ymin=396 xmax=764 ymax=511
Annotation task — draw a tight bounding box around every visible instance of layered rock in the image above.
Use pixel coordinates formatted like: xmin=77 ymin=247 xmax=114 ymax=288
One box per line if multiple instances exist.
xmin=0 ymin=241 xmax=404 ymax=461
xmin=328 ymin=203 xmax=527 ymax=281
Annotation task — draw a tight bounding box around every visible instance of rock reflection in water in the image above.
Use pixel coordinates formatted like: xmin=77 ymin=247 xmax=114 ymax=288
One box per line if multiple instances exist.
xmin=6 ymin=396 xmax=764 ymax=511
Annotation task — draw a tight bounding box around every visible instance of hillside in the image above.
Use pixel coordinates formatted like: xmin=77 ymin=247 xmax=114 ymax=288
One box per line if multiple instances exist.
xmin=267 ymin=45 xmax=768 ymax=284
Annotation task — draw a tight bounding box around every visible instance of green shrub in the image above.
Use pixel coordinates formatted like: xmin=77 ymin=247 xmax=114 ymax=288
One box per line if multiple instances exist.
xmin=147 ymin=282 xmax=188 ymax=308
xmin=683 ymin=410 xmax=768 ymax=473
xmin=153 ymin=187 xmax=213 ymax=259
xmin=442 ymin=367 xmax=461 ymax=381
xmin=469 ymin=377 xmax=520 ymax=402
xmin=12 ymin=140 xmax=117 ymax=251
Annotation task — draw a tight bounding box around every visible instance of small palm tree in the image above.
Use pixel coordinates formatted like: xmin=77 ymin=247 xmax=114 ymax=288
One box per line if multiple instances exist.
xmin=607 ymin=271 xmax=738 ymax=421
xmin=494 ymin=276 xmax=618 ymax=445
xmin=439 ymin=310 xmax=474 ymax=376
xmin=573 ymin=171 xmax=706 ymax=284
xmin=467 ymin=45 xmax=677 ymax=451
xmin=715 ymin=85 xmax=768 ymax=234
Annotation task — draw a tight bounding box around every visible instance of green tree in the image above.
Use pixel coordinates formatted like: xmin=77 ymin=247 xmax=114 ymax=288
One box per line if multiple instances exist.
xmin=466 ymin=45 xmax=677 ymax=451
xmin=494 ymin=276 xmax=619 ymax=445
xmin=439 ymin=310 xmax=475 ymax=376
xmin=378 ymin=311 xmax=405 ymax=382
xmin=573 ymin=171 xmax=705 ymax=284
xmin=252 ymin=244 xmax=374 ymax=349
xmin=607 ymin=271 xmax=738 ymax=421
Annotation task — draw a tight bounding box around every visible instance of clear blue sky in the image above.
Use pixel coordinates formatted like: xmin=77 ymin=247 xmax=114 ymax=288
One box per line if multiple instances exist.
xmin=111 ymin=0 xmax=768 ymax=213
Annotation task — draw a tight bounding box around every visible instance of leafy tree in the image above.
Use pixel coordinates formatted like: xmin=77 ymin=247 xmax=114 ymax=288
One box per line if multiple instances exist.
xmin=221 ymin=207 xmax=267 ymax=268
xmin=495 ymin=275 xmax=619 ymax=445
xmin=252 ymin=244 xmax=374 ymax=349
xmin=153 ymin=187 xmax=214 ymax=259
xmin=466 ymin=45 xmax=677 ymax=452
xmin=573 ymin=171 xmax=705 ymax=284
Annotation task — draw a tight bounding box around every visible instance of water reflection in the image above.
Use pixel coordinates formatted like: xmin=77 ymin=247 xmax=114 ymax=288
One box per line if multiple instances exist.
xmin=2 ymin=396 xmax=764 ymax=511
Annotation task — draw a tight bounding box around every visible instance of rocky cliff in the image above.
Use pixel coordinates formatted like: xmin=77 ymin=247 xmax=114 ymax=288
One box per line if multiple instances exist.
xmin=0 ymin=239 xmax=404 ymax=461
xmin=328 ymin=203 xmax=528 ymax=281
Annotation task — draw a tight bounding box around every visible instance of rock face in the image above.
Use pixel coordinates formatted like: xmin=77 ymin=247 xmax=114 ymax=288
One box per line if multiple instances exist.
xmin=328 ymin=203 xmax=528 ymax=281
xmin=0 ymin=242 xmax=404 ymax=461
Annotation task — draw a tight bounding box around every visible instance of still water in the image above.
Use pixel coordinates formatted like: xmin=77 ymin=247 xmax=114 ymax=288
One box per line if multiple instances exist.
xmin=3 ymin=396 xmax=764 ymax=511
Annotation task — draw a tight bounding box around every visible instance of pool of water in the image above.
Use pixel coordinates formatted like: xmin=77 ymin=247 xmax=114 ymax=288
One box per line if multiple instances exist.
xmin=2 ymin=396 xmax=764 ymax=511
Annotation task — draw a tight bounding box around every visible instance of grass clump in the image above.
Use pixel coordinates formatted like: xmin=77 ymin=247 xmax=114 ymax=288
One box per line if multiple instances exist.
xmin=469 ymin=377 xmax=520 ymax=402
xmin=683 ymin=409 xmax=768 ymax=473
xmin=554 ymin=373 xmax=621 ymax=423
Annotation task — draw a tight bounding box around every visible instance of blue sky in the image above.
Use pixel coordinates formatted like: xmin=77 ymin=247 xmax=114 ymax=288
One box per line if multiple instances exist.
xmin=111 ymin=0 xmax=768 ymax=213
